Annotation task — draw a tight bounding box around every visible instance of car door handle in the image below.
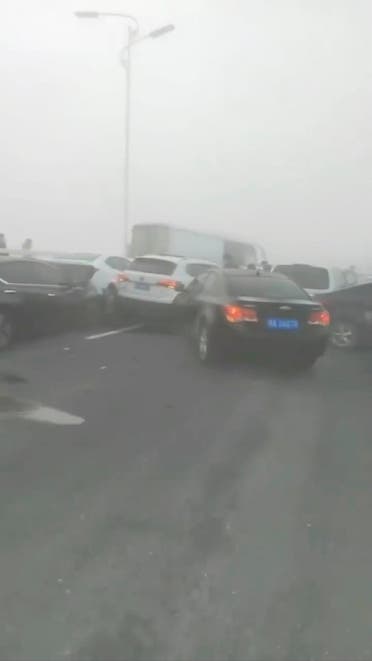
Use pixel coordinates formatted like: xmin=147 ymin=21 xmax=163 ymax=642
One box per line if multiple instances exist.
xmin=47 ymin=293 xmax=56 ymax=297
xmin=4 ymin=289 xmax=17 ymax=294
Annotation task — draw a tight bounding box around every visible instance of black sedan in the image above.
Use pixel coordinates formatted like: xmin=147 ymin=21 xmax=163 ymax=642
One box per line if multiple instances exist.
xmin=178 ymin=269 xmax=330 ymax=368
xmin=321 ymin=282 xmax=372 ymax=349
xmin=0 ymin=257 xmax=98 ymax=349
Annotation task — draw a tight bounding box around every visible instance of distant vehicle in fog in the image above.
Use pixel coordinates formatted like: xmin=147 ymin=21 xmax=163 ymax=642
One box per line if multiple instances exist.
xmin=0 ymin=233 xmax=8 ymax=255
xmin=272 ymin=263 xmax=357 ymax=298
xmin=22 ymin=238 xmax=33 ymax=256
xmin=130 ymin=223 xmax=265 ymax=268
xmin=322 ymin=282 xmax=372 ymax=349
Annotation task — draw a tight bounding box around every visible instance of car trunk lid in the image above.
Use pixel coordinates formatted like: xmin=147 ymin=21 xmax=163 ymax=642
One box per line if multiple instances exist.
xmin=122 ymin=258 xmax=179 ymax=300
xmin=235 ymin=297 xmax=322 ymax=330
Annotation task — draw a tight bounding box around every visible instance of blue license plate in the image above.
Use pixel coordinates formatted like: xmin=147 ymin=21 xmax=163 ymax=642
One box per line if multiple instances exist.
xmin=135 ymin=282 xmax=150 ymax=291
xmin=266 ymin=318 xmax=299 ymax=330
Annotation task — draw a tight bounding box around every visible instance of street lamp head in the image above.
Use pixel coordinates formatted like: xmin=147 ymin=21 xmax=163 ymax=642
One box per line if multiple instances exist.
xmin=74 ymin=10 xmax=100 ymax=19
xmin=149 ymin=23 xmax=175 ymax=39
xmin=75 ymin=10 xmax=140 ymax=33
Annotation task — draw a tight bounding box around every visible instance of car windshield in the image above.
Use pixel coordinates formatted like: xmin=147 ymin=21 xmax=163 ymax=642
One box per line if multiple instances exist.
xmin=49 ymin=262 xmax=95 ymax=284
xmin=274 ymin=265 xmax=330 ymax=290
xmin=227 ymin=274 xmax=309 ymax=300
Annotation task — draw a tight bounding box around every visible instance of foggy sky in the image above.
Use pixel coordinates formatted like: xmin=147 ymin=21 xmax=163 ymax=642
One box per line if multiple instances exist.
xmin=1 ymin=0 xmax=371 ymax=266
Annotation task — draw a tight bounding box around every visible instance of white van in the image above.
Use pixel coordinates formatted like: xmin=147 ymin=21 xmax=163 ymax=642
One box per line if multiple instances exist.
xmin=272 ymin=264 xmax=355 ymax=298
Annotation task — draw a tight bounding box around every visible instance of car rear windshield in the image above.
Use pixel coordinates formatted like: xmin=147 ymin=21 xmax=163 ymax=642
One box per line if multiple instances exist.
xmin=129 ymin=258 xmax=176 ymax=275
xmin=227 ymin=275 xmax=309 ymax=300
xmin=52 ymin=263 xmax=95 ymax=284
xmin=274 ymin=265 xmax=330 ymax=290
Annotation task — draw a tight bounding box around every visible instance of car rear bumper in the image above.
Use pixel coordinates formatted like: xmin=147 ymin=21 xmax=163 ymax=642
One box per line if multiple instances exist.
xmin=118 ymin=287 xmax=177 ymax=306
xmin=118 ymin=298 xmax=178 ymax=319
xmin=219 ymin=323 xmax=329 ymax=357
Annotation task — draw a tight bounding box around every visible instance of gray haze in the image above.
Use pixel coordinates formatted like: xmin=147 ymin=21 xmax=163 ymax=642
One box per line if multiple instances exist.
xmin=1 ymin=0 xmax=371 ymax=266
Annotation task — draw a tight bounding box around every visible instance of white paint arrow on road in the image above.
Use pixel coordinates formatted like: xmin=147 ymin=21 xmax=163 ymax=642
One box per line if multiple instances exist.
xmin=0 ymin=396 xmax=84 ymax=426
xmin=21 ymin=405 xmax=84 ymax=425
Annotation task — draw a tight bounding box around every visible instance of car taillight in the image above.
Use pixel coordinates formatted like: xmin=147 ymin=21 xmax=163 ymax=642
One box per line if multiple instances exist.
xmin=308 ymin=309 xmax=330 ymax=326
xmin=223 ymin=305 xmax=258 ymax=323
xmin=116 ymin=273 xmax=130 ymax=283
xmin=158 ymin=279 xmax=180 ymax=290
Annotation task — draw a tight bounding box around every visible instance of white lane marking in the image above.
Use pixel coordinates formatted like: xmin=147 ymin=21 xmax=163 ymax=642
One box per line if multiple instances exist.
xmin=21 ymin=406 xmax=85 ymax=426
xmin=85 ymin=324 xmax=142 ymax=341
xmin=0 ymin=397 xmax=85 ymax=426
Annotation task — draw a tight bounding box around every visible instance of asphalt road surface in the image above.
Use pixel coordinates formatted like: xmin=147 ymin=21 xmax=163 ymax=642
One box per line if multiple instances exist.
xmin=1 ymin=325 xmax=372 ymax=661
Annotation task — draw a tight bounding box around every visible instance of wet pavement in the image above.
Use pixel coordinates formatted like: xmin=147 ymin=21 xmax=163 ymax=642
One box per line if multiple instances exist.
xmin=0 ymin=327 xmax=371 ymax=660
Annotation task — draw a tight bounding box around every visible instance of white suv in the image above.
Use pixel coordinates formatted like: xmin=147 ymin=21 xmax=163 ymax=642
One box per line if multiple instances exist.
xmin=272 ymin=263 xmax=356 ymax=298
xmin=118 ymin=255 xmax=218 ymax=314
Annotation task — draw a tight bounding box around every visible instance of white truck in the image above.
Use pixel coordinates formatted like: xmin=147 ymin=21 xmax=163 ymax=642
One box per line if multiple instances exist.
xmin=130 ymin=223 xmax=265 ymax=267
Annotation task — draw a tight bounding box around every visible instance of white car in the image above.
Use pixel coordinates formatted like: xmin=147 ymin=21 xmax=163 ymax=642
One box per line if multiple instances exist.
xmin=39 ymin=252 xmax=131 ymax=315
xmin=117 ymin=254 xmax=219 ymax=316
xmin=59 ymin=253 xmax=131 ymax=296
xmin=272 ymin=263 xmax=357 ymax=299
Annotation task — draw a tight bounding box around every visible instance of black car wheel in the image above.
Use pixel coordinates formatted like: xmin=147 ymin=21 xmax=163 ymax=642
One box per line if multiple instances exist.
xmin=104 ymin=286 xmax=120 ymax=321
xmin=196 ymin=320 xmax=220 ymax=364
xmin=330 ymin=320 xmax=358 ymax=349
xmin=0 ymin=311 xmax=13 ymax=350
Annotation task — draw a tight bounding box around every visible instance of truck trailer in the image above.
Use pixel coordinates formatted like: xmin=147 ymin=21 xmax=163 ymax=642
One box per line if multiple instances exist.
xmin=130 ymin=224 xmax=265 ymax=268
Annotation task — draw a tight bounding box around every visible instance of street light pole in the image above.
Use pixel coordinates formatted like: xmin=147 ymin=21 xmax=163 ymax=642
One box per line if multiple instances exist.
xmin=75 ymin=11 xmax=175 ymax=256
xmin=122 ymin=28 xmax=133 ymax=256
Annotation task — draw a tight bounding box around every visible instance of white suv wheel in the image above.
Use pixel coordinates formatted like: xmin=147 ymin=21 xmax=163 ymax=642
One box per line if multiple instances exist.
xmin=199 ymin=325 xmax=209 ymax=361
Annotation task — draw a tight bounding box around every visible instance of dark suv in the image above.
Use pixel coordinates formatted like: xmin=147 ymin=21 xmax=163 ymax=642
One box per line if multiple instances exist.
xmin=0 ymin=257 xmax=97 ymax=349
xmin=322 ymin=282 xmax=372 ymax=349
